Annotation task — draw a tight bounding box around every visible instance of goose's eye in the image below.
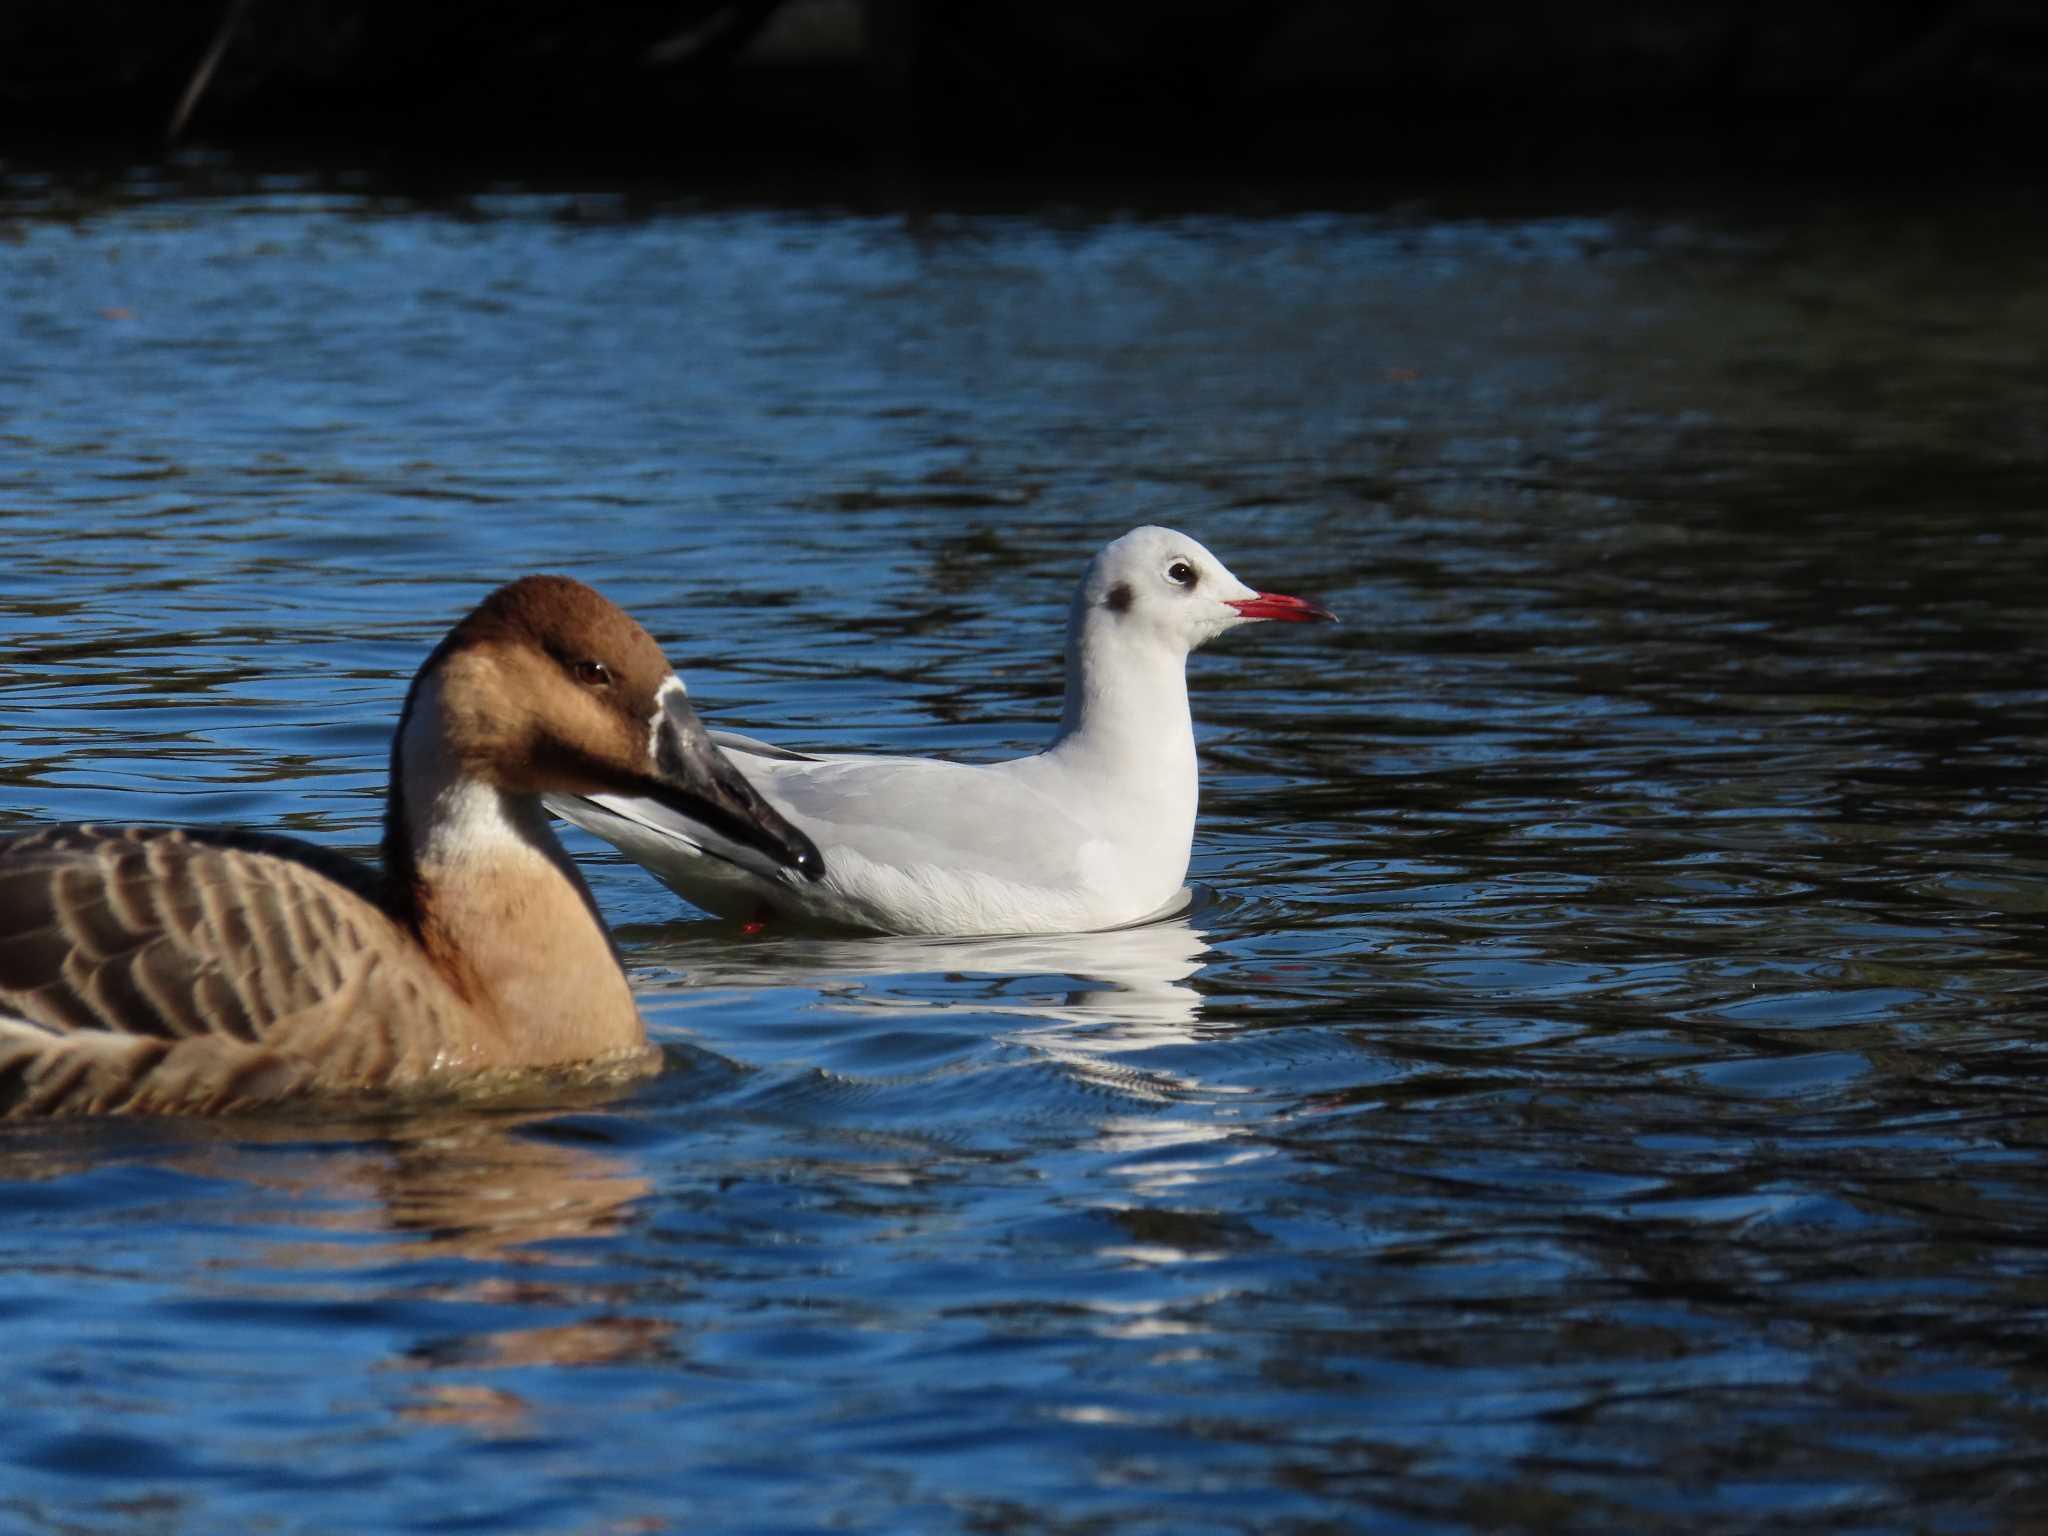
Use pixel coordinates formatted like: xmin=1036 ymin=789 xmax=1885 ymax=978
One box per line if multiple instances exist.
xmin=570 ymin=659 xmax=612 ymax=687
xmin=1166 ymin=560 xmax=1198 ymax=587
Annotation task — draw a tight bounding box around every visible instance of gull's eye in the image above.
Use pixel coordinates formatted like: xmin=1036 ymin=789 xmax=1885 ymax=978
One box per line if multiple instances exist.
xmin=1166 ymin=559 xmax=1198 ymax=587
xmin=570 ymin=659 xmax=612 ymax=687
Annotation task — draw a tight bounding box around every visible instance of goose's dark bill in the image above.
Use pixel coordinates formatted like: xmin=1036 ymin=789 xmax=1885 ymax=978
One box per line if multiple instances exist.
xmin=636 ymin=687 xmax=824 ymax=881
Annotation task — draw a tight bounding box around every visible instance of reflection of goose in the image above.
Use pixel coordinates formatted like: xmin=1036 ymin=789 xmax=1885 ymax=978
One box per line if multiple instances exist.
xmin=0 ymin=1104 xmax=655 ymax=1263
xmin=266 ymin=1112 xmax=653 ymax=1264
xmin=0 ymin=576 xmax=821 ymax=1118
xmin=253 ymin=1110 xmax=670 ymax=1423
xmin=553 ymin=527 xmax=1334 ymax=936
xmin=0 ymin=1105 xmax=670 ymax=1428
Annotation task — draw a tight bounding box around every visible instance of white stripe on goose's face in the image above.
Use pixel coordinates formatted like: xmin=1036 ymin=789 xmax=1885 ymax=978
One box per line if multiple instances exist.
xmin=648 ymin=674 xmax=689 ymax=758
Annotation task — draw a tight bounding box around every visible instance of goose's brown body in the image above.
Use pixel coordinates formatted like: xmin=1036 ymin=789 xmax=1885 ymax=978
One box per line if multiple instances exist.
xmin=0 ymin=576 xmax=821 ymax=1119
xmin=0 ymin=824 xmax=509 ymax=1116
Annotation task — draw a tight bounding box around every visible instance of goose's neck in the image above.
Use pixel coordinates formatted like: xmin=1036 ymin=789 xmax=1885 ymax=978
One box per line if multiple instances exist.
xmin=383 ymin=674 xmax=640 ymax=1066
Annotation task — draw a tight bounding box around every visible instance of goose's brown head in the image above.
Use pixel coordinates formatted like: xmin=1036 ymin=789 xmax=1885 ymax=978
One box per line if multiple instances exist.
xmin=412 ymin=575 xmax=823 ymax=881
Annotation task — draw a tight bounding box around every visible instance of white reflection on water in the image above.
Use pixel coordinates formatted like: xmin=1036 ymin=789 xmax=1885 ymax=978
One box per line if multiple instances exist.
xmin=633 ymin=907 xmax=1232 ymax=1106
xmin=636 ymin=905 xmax=1213 ymax=1031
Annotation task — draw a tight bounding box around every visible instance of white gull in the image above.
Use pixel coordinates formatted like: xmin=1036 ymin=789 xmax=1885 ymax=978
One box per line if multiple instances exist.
xmin=548 ymin=526 xmax=1335 ymax=936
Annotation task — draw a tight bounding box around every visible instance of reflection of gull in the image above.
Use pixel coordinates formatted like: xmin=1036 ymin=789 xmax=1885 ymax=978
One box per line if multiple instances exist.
xmin=631 ymin=908 xmax=1210 ymax=1030
xmin=630 ymin=910 xmax=1223 ymax=1102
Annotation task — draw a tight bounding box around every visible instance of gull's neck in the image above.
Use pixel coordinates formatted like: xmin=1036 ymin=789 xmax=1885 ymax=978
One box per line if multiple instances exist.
xmin=385 ymin=669 xmax=640 ymax=1065
xmin=1044 ymin=602 xmax=1199 ymax=849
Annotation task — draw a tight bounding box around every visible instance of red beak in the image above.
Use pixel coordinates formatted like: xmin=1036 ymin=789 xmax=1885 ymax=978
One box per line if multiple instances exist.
xmin=1226 ymin=591 xmax=1338 ymax=624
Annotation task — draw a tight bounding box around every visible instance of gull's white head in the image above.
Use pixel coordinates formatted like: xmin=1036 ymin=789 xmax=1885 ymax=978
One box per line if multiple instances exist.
xmin=1076 ymin=525 xmax=1336 ymax=653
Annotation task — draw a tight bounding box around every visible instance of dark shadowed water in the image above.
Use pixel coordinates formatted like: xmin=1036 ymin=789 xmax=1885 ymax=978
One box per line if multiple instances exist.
xmin=2 ymin=157 xmax=2045 ymax=1534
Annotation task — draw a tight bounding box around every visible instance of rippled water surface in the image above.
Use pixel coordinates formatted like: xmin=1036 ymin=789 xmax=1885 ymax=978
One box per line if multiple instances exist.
xmin=3 ymin=158 xmax=2046 ymax=1533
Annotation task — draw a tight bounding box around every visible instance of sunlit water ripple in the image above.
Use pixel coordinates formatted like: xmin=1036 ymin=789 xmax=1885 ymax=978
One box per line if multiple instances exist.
xmin=1 ymin=158 xmax=2045 ymax=1533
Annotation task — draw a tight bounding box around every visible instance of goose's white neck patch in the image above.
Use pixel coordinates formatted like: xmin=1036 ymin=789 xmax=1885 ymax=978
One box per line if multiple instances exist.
xmin=399 ymin=667 xmax=562 ymax=873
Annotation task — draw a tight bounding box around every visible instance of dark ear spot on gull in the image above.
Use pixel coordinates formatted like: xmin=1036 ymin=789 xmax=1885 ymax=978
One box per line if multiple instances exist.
xmin=1105 ymin=581 xmax=1133 ymax=614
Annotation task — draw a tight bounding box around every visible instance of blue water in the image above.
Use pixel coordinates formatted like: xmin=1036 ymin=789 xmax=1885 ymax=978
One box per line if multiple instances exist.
xmin=2 ymin=158 xmax=2046 ymax=1533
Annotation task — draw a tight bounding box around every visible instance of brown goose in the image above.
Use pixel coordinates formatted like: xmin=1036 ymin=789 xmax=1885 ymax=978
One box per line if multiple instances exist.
xmin=0 ymin=575 xmax=823 ymax=1118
